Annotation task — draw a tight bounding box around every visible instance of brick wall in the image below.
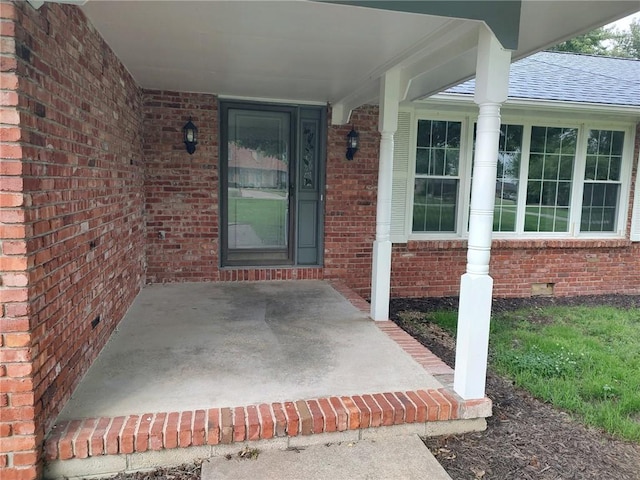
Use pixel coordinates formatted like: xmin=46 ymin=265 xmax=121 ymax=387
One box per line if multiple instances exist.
xmin=1 ymin=3 xmax=145 ymax=479
xmin=142 ymin=96 xmax=378 ymax=291
xmin=141 ymin=96 xmax=640 ymax=299
xmin=1 ymin=3 xmax=32 ymax=478
xmin=143 ymin=90 xmax=219 ymax=282
xmin=323 ymin=106 xmax=379 ymax=297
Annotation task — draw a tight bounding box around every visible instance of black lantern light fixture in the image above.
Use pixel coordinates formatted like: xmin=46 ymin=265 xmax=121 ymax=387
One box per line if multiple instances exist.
xmin=183 ymin=118 xmax=198 ymax=155
xmin=346 ymin=127 xmax=359 ymax=161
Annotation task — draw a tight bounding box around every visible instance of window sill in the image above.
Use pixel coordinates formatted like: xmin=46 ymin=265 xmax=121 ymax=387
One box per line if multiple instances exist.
xmin=401 ymin=237 xmax=632 ymax=251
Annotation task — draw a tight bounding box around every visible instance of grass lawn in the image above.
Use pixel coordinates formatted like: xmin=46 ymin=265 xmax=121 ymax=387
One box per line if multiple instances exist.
xmin=424 ymin=306 xmax=640 ymax=442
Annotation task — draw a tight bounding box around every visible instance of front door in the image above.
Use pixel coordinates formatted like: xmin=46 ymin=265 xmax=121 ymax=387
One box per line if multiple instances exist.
xmin=220 ymin=102 xmax=325 ymax=267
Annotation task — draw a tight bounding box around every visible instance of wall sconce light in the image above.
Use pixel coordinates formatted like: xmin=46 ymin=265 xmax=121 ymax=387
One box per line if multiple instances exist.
xmin=346 ymin=127 xmax=359 ymax=160
xmin=183 ymin=118 xmax=198 ymax=154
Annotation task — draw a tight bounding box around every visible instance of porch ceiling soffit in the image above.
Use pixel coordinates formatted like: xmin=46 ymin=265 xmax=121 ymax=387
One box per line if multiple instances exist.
xmin=75 ymin=1 xmax=638 ymax=124
xmin=79 ymin=1 xmax=471 ymax=110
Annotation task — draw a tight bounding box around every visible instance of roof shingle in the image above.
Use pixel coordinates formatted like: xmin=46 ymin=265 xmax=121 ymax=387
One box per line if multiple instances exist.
xmin=446 ymin=51 xmax=640 ymax=106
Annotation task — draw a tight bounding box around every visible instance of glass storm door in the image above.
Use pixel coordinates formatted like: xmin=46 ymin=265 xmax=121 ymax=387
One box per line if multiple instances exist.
xmin=220 ymin=102 xmax=325 ymax=267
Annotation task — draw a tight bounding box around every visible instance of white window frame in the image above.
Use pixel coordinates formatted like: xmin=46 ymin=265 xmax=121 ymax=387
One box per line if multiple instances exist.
xmin=398 ymin=105 xmax=637 ymax=242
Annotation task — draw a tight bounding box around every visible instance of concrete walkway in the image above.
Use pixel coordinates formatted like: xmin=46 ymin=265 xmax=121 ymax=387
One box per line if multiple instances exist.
xmin=201 ymin=435 xmax=452 ymax=480
xmin=58 ymin=281 xmax=441 ymax=420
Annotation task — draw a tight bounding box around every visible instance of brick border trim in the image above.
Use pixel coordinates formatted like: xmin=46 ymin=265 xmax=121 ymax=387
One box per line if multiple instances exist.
xmin=44 ymin=388 xmax=490 ymax=461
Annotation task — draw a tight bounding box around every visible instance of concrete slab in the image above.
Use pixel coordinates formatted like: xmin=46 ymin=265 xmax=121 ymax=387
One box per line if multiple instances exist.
xmin=58 ymin=281 xmax=442 ymax=420
xmin=201 ymin=435 xmax=452 ymax=480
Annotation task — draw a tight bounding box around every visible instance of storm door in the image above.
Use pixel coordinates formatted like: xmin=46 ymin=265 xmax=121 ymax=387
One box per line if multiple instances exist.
xmin=220 ymin=102 xmax=325 ymax=267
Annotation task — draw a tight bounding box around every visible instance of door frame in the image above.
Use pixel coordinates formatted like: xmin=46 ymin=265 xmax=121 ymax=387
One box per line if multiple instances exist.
xmin=219 ymin=100 xmax=326 ymax=268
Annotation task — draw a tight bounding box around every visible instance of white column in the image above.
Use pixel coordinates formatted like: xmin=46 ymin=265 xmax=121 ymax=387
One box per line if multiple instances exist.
xmin=454 ymin=27 xmax=511 ymax=399
xmin=370 ymin=70 xmax=400 ymax=321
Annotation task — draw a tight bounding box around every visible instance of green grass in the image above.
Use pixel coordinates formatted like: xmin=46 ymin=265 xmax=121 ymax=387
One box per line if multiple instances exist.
xmin=422 ymin=306 xmax=640 ymax=442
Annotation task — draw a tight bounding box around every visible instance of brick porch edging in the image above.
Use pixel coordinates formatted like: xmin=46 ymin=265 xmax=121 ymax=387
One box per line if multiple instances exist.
xmin=45 ymin=281 xmax=491 ymax=463
xmin=44 ymin=387 xmax=490 ymax=461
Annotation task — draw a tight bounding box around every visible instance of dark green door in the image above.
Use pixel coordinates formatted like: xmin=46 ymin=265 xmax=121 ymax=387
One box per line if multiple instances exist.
xmin=220 ymin=102 xmax=325 ymax=267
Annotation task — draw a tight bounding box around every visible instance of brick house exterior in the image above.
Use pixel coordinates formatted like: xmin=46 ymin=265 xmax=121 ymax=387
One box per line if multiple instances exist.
xmin=1 ymin=2 xmax=639 ymax=478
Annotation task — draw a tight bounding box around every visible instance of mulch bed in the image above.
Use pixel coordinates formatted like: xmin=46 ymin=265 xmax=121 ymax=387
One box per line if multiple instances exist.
xmin=391 ymin=294 xmax=640 ymax=480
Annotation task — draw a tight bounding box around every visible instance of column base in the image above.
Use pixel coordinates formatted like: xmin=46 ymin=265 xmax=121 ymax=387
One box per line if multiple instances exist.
xmin=370 ymin=240 xmax=392 ymax=321
xmin=453 ymin=273 xmax=493 ymax=399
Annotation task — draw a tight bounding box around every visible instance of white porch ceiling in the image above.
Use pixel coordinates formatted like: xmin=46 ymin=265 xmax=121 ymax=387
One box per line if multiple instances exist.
xmin=78 ymin=1 xmax=639 ymax=120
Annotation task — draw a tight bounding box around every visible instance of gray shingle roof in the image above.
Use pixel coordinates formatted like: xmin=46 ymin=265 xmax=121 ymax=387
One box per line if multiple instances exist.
xmin=446 ymin=51 xmax=640 ymax=106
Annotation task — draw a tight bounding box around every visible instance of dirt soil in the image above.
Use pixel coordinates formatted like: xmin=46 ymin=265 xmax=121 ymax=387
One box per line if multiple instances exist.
xmin=391 ymin=294 xmax=640 ymax=480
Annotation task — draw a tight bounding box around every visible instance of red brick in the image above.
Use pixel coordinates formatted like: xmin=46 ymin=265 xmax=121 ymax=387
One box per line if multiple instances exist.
xmin=220 ymin=408 xmax=233 ymax=444
xmin=317 ymin=398 xmax=336 ymax=433
xmin=231 ymin=407 xmax=245 ymax=442
xmin=383 ymin=392 xmax=405 ymax=425
xmin=257 ymin=404 xmax=274 ymax=439
xmin=206 ymin=409 xmax=220 ymax=445
xmin=351 ymin=395 xmax=371 ymax=428
xmin=430 ymin=390 xmax=452 ymax=420
xmin=271 ymin=403 xmax=287 ymax=437
xmin=396 ymin=392 xmax=417 ymax=423
xmin=58 ymin=420 xmax=82 ymax=460
xmin=88 ymin=417 xmax=110 ymax=456
xmin=135 ymin=414 xmax=153 ymax=452
xmin=438 ymin=389 xmax=460 ymax=420
xmin=72 ymin=418 xmax=96 ymax=459
xmin=178 ymin=411 xmax=192 ymax=448
xmin=293 ymin=401 xmax=311 ymax=436
xmin=362 ymin=394 xmax=382 ymax=427
xmin=417 ymin=390 xmax=441 ymax=422
xmin=120 ymin=415 xmax=138 ymax=454
xmin=329 ymin=397 xmax=348 ymax=432
xmin=373 ymin=393 xmax=394 ymax=427
xmin=44 ymin=422 xmax=66 ymax=460
xmin=149 ymin=413 xmax=167 ymax=451
xmin=12 ymin=451 xmax=38 ymax=467
xmin=4 ymin=333 xmax=30 ymax=347
xmin=106 ymin=416 xmax=125 ymax=455
xmin=283 ymin=402 xmax=299 ymax=437
xmin=0 ymin=192 xmax=23 ymax=206
xmin=192 ymin=409 xmax=206 ymax=446
xmin=163 ymin=412 xmax=179 ymax=449
xmin=239 ymin=405 xmax=257 ymax=441
xmin=306 ymin=400 xmax=324 ymax=434
xmin=0 ymin=466 xmax=37 ymax=480
xmin=0 ymin=423 xmax=11 ymax=437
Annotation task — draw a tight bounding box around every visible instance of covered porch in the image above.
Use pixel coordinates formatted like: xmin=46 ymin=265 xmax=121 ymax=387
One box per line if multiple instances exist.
xmin=44 ymin=281 xmax=489 ymax=478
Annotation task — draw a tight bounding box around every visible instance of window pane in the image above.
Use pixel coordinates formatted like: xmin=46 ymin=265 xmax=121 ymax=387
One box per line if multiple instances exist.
xmin=445 ymin=149 xmax=459 ymax=175
xmin=416 ymin=149 xmax=430 ymax=174
xmin=413 ymin=119 xmax=461 ymax=233
xmin=581 ymin=183 xmax=619 ymax=232
xmin=525 ymin=126 xmax=576 ymax=232
xmin=412 ymin=178 xmax=458 ymax=232
xmin=580 ymin=129 xmax=623 ymax=233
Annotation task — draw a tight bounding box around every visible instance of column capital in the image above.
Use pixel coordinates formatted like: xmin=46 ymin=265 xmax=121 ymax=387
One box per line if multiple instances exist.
xmin=474 ymin=26 xmax=511 ymax=105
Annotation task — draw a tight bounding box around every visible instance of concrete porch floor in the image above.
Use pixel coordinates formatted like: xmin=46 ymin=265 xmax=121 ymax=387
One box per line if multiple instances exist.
xmin=45 ymin=280 xmax=491 ymax=478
